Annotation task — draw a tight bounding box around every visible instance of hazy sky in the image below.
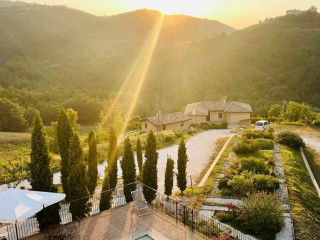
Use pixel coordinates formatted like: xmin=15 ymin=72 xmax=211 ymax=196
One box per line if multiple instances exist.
xmin=22 ymin=0 xmax=320 ymax=29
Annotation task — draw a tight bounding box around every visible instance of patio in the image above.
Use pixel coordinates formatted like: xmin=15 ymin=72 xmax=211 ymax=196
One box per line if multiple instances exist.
xmin=25 ymin=202 xmax=205 ymax=240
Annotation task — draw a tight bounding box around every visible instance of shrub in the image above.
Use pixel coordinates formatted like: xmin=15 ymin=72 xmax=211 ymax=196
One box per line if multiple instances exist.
xmin=242 ymin=129 xmax=273 ymax=140
xmin=233 ymin=138 xmax=259 ymax=154
xmin=312 ymin=113 xmax=320 ymax=126
xmin=227 ymin=171 xmax=254 ymax=196
xmin=216 ymin=211 xmax=236 ymax=223
xmin=252 ymin=174 xmax=279 ymax=191
xmin=239 ymin=192 xmax=284 ymax=240
xmin=253 ymin=138 xmax=274 ymax=150
xmin=164 ymin=134 xmax=175 ymax=144
xmin=251 ymin=117 xmax=263 ymax=124
xmin=218 ymin=175 xmax=233 ymax=190
xmin=277 ymin=131 xmax=305 ymax=150
xmin=238 ymin=157 xmax=268 ymax=174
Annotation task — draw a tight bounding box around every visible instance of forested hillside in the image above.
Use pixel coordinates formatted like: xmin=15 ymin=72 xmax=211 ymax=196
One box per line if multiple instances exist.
xmin=1 ymin=2 xmax=320 ymax=128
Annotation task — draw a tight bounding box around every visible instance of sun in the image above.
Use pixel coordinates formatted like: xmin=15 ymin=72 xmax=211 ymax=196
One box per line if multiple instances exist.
xmin=128 ymin=0 xmax=212 ymax=17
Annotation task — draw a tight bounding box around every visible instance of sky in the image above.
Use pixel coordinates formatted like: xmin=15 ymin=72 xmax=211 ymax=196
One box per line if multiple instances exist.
xmin=22 ymin=0 xmax=320 ymax=29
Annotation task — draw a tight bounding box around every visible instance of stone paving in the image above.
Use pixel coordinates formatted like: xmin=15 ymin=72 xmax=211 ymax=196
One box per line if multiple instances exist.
xmin=273 ymin=143 xmax=295 ymax=240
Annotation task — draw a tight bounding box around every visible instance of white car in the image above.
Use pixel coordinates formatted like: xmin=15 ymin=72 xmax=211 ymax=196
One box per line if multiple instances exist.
xmin=255 ymin=120 xmax=270 ymax=131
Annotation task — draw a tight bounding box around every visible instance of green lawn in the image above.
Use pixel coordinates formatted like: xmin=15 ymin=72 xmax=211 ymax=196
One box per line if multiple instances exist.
xmin=280 ymin=146 xmax=320 ymax=240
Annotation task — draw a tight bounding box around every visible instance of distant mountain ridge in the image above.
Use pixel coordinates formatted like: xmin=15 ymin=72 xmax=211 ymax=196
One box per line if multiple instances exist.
xmin=1 ymin=2 xmax=320 ymax=125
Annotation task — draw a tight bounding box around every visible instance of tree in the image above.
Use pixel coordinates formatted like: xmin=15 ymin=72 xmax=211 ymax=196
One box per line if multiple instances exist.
xmin=99 ymin=173 xmax=112 ymax=211
xmin=121 ymin=138 xmax=137 ymax=202
xmin=67 ymin=133 xmax=89 ymax=220
xmin=47 ymin=108 xmax=79 ymax=154
xmin=177 ymin=138 xmax=188 ymax=194
xmin=0 ymin=97 xmax=27 ymax=132
xmin=87 ymin=130 xmax=98 ymax=194
xmin=29 ymin=111 xmax=55 ymax=191
xmin=66 ymin=108 xmax=80 ymax=133
xmin=268 ymin=104 xmax=282 ymax=118
xmin=282 ymin=101 xmax=312 ymax=122
xmin=0 ymin=154 xmax=29 ymax=187
xmin=107 ymin=127 xmax=118 ymax=189
xmin=99 ymin=99 xmax=124 ymax=135
xmin=164 ymin=156 xmax=174 ymax=196
xmin=57 ymin=109 xmax=73 ymax=195
xmin=308 ymin=6 xmax=318 ymax=14
xmin=30 ymin=111 xmax=60 ymax=230
xmin=142 ymin=131 xmax=158 ymax=203
xmin=136 ymin=138 xmax=143 ymax=176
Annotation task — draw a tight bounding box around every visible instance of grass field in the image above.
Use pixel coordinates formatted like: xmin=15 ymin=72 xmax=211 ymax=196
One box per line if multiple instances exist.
xmin=0 ymin=132 xmax=31 ymax=163
xmin=280 ymin=145 xmax=320 ymax=240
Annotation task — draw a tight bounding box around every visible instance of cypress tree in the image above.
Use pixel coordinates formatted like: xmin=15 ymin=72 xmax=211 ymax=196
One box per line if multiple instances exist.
xmin=30 ymin=111 xmax=60 ymax=230
xmin=107 ymin=127 xmax=118 ymax=189
xmin=67 ymin=133 xmax=89 ymax=220
xmin=99 ymin=173 xmax=112 ymax=211
xmin=142 ymin=131 xmax=158 ymax=203
xmin=87 ymin=130 xmax=98 ymax=194
xmin=136 ymin=138 xmax=143 ymax=176
xmin=164 ymin=156 xmax=174 ymax=196
xmin=177 ymin=138 xmax=188 ymax=194
xmin=57 ymin=109 xmax=73 ymax=195
xmin=30 ymin=111 xmax=55 ymax=191
xmin=121 ymin=138 xmax=136 ymax=202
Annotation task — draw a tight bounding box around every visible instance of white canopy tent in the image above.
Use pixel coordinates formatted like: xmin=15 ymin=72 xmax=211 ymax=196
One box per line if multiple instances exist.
xmin=0 ymin=189 xmax=66 ymax=239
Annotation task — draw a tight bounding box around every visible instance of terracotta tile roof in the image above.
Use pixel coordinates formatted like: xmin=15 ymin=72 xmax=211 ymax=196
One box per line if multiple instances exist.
xmin=185 ymin=101 xmax=253 ymax=115
xmin=142 ymin=112 xmax=191 ymax=126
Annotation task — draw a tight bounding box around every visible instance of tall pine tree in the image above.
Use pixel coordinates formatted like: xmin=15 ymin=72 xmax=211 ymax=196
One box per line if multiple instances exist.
xmin=136 ymin=138 xmax=143 ymax=176
xmin=30 ymin=111 xmax=55 ymax=191
xmin=87 ymin=130 xmax=98 ymax=194
xmin=67 ymin=133 xmax=89 ymax=220
xmin=142 ymin=131 xmax=158 ymax=203
xmin=177 ymin=138 xmax=188 ymax=194
xmin=57 ymin=109 xmax=73 ymax=195
xmin=121 ymin=138 xmax=136 ymax=202
xmin=107 ymin=127 xmax=118 ymax=189
xmin=99 ymin=173 xmax=112 ymax=211
xmin=164 ymin=156 xmax=174 ymax=196
xmin=30 ymin=111 xmax=60 ymax=230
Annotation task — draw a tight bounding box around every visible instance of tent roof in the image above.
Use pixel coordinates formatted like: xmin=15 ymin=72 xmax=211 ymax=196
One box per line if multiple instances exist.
xmin=0 ymin=189 xmax=65 ymax=224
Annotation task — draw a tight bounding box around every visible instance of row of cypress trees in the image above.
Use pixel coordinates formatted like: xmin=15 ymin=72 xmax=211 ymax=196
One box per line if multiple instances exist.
xmin=30 ymin=110 xmax=188 ymax=222
xmin=30 ymin=109 xmax=99 ymax=222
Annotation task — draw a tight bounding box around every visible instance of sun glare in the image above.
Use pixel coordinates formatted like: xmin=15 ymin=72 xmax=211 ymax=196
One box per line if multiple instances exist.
xmin=128 ymin=0 xmax=212 ymax=17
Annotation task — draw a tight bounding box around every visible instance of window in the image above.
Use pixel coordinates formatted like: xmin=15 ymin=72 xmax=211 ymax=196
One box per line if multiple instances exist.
xmin=162 ymin=125 xmax=166 ymax=130
xmin=145 ymin=123 xmax=147 ymax=128
xmin=181 ymin=121 xmax=184 ymax=126
xmin=218 ymin=113 xmax=222 ymax=119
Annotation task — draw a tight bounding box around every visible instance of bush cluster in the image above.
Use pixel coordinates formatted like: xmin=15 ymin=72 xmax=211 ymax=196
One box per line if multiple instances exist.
xmin=253 ymin=138 xmax=274 ymax=150
xmin=233 ymin=138 xmax=259 ymax=154
xmin=219 ymin=171 xmax=279 ymax=196
xmin=277 ymin=131 xmax=305 ymax=150
xmin=217 ymin=192 xmax=284 ymax=240
xmin=190 ymin=121 xmax=228 ymax=130
xmin=242 ymin=129 xmax=274 ymax=140
xmin=237 ymin=157 xmax=268 ymax=174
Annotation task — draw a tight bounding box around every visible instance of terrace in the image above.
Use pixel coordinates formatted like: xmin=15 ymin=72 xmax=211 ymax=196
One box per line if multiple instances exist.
xmin=4 ymin=183 xmax=255 ymax=240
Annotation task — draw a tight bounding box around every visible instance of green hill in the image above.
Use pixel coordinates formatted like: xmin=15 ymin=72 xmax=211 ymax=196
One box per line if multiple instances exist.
xmin=0 ymin=2 xmax=320 ymax=125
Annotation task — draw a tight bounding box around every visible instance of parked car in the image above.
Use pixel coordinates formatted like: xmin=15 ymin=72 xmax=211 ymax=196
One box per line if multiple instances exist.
xmin=255 ymin=120 xmax=270 ymax=131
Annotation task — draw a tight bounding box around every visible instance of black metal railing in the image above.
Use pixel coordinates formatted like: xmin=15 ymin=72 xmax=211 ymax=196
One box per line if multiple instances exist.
xmin=5 ymin=182 xmax=255 ymax=240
